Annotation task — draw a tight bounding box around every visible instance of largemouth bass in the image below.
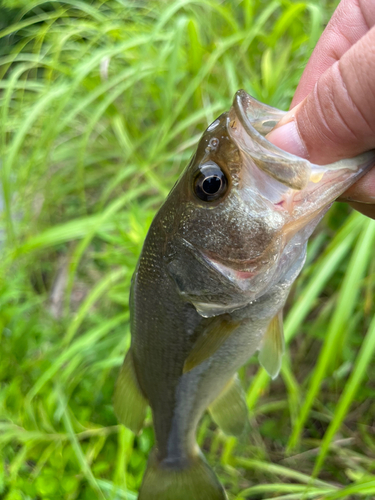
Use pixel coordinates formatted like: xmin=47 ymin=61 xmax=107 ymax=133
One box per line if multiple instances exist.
xmin=114 ymin=90 xmax=374 ymax=500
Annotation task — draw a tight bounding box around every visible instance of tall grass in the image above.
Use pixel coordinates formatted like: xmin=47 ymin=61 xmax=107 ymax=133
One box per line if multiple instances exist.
xmin=1 ymin=1 xmax=375 ymax=499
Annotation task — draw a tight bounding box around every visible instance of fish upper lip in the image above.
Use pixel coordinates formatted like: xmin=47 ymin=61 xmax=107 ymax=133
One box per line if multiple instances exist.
xmin=232 ymin=90 xmax=287 ymax=136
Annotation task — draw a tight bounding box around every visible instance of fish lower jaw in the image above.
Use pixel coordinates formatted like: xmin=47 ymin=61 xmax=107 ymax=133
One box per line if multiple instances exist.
xmin=194 ymin=300 xmax=250 ymax=318
xmin=205 ymin=256 xmax=277 ymax=296
xmin=204 ymin=255 xmax=256 ymax=281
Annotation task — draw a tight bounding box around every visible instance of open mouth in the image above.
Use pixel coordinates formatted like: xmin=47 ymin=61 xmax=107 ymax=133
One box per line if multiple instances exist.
xmin=230 ymin=90 xmax=312 ymax=191
xmin=229 ymin=90 xmax=375 ymax=211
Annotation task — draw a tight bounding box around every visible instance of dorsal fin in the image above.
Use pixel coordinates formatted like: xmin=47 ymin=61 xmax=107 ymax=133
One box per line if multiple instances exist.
xmin=258 ymin=311 xmax=284 ymax=379
xmin=183 ymin=318 xmax=240 ymax=373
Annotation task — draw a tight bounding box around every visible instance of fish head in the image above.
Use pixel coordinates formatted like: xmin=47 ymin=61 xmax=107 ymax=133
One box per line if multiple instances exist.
xmin=162 ymin=90 xmax=374 ymax=314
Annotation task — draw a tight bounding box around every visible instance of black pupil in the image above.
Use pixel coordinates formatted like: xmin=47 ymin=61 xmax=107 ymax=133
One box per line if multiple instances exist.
xmin=202 ymin=175 xmax=221 ymax=194
xmin=193 ymin=162 xmax=228 ymax=202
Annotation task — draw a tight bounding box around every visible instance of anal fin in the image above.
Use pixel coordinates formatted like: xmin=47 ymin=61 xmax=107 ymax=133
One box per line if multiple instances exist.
xmin=208 ymin=375 xmax=248 ymax=437
xmin=113 ymin=350 xmax=148 ymax=434
xmin=258 ymin=310 xmax=285 ymax=379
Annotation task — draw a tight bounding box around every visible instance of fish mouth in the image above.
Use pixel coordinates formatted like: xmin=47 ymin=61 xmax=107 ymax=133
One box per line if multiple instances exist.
xmin=229 ymin=90 xmax=375 ymax=212
xmin=231 ymin=90 xmax=312 ymax=191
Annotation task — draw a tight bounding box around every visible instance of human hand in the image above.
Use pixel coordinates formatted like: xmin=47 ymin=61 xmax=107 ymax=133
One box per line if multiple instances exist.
xmin=267 ymin=0 xmax=375 ymax=218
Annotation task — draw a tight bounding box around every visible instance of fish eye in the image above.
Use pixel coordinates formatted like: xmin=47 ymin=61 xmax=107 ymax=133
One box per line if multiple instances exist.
xmin=193 ymin=162 xmax=228 ymax=202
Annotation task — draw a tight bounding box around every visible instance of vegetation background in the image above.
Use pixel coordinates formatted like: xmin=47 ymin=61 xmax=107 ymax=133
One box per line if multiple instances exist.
xmin=1 ymin=0 xmax=375 ymax=499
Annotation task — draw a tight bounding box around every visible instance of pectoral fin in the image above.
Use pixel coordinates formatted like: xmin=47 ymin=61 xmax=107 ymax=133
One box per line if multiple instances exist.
xmin=258 ymin=311 xmax=284 ymax=379
xmin=209 ymin=375 xmax=248 ymax=436
xmin=183 ymin=318 xmax=239 ymax=373
xmin=113 ymin=350 xmax=148 ymax=434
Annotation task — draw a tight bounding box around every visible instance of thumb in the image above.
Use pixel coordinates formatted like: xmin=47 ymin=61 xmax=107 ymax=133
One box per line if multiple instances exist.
xmin=267 ymin=26 xmax=375 ymax=165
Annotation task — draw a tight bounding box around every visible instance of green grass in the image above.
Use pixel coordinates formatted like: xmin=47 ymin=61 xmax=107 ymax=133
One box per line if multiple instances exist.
xmin=1 ymin=1 xmax=375 ymax=499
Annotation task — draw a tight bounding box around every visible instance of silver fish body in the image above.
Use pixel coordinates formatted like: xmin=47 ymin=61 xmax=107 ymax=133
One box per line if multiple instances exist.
xmin=114 ymin=91 xmax=374 ymax=500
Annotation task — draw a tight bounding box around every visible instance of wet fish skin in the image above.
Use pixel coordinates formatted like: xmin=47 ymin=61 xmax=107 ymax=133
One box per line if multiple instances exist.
xmin=114 ymin=90 xmax=375 ymax=500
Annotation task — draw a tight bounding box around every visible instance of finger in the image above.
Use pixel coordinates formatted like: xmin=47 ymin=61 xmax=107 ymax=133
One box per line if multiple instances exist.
xmin=346 ymin=201 xmax=375 ymax=219
xmin=267 ymin=26 xmax=375 ymax=164
xmin=338 ymin=167 xmax=375 ymax=203
xmin=292 ymin=0 xmax=375 ymax=106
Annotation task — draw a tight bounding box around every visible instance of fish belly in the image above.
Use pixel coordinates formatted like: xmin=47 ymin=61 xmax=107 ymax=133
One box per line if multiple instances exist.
xmin=164 ymin=281 xmax=291 ymax=460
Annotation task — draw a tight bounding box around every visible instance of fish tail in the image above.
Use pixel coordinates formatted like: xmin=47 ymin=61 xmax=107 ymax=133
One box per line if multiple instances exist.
xmin=138 ymin=449 xmax=227 ymax=500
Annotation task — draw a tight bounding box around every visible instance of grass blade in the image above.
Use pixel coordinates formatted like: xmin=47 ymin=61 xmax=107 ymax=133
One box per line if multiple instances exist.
xmin=288 ymin=219 xmax=375 ymax=450
xmin=313 ymin=312 xmax=375 ymax=475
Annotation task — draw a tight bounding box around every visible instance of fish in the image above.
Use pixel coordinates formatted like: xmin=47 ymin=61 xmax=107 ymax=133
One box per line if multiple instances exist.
xmin=113 ymin=90 xmax=374 ymax=500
